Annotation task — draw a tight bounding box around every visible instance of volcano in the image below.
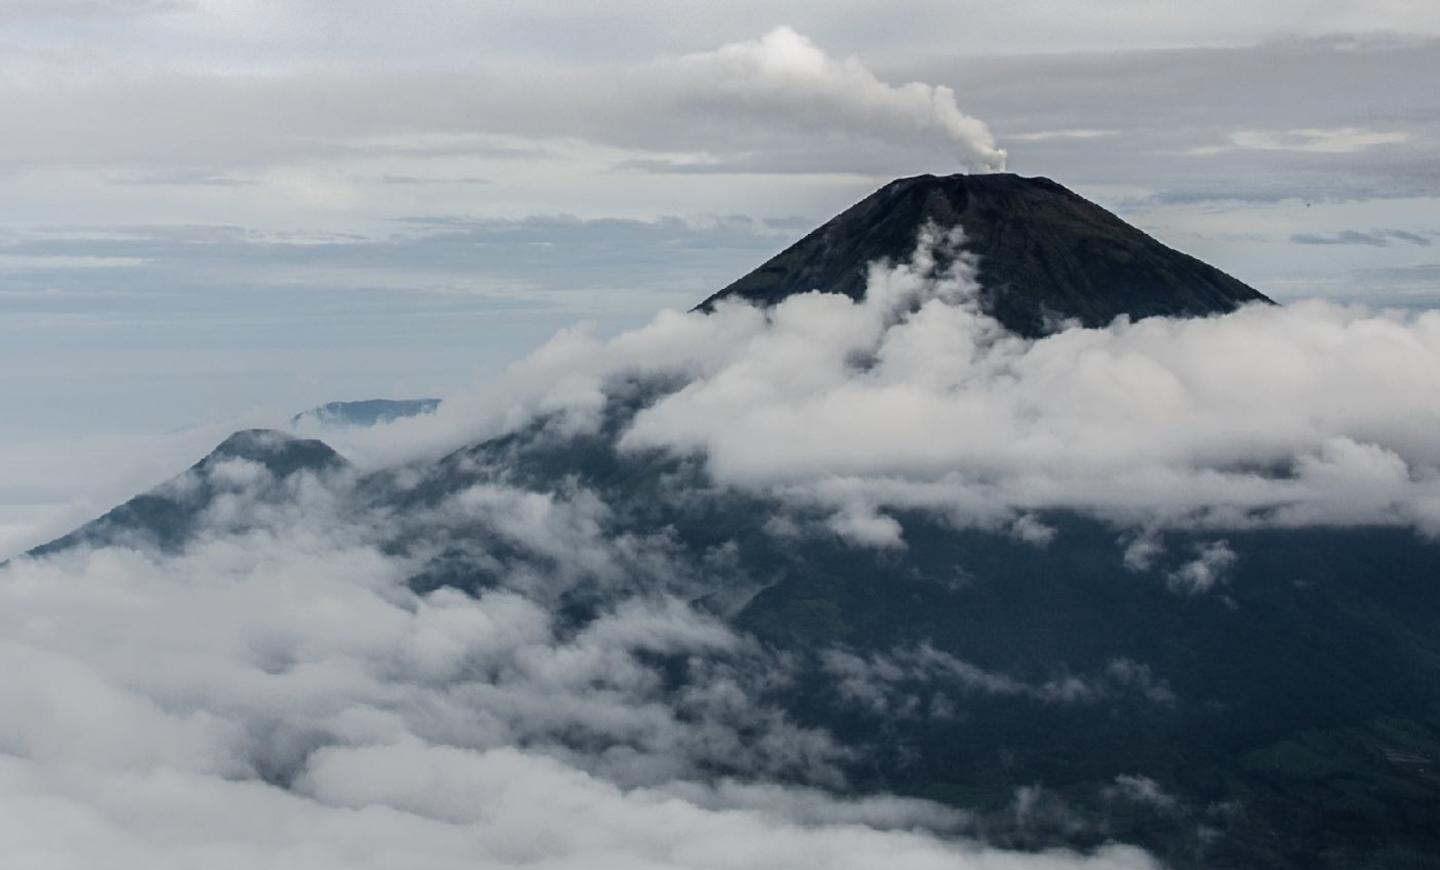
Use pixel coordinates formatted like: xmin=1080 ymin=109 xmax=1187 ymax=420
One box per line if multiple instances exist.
xmin=18 ymin=175 xmax=1440 ymax=870
xmin=701 ymin=173 xmax=1272 ymax=335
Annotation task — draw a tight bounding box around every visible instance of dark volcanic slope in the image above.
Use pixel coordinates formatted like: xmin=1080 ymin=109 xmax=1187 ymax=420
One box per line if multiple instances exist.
xmin=27 ymin=429 xmax=346 ymax=557
xmin=699 ymin=173 xmax=1272 ymax=336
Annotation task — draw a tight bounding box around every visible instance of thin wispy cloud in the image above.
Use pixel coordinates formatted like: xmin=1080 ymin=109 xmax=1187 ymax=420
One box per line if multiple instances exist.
xmin=1292 ymin=228 xmax=1436 ymax=246
xmin=1185 ymin=127 xmax=1413 ymax=156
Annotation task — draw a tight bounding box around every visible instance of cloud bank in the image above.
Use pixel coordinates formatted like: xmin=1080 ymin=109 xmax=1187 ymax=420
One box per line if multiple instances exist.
xmin=0 ymin=459 xmax=1155 ymax=869
xmin=327 ymin=224 xmax=1440 ymax=547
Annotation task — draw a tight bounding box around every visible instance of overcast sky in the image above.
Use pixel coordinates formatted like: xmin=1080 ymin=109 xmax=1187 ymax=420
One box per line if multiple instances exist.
xmin=2 ymin=0 xmax=1439 ymax=549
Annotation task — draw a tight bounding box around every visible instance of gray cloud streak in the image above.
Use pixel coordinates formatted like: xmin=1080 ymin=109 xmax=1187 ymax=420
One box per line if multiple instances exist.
xmin=1293 ymin=229 xmax=1436 ymax=246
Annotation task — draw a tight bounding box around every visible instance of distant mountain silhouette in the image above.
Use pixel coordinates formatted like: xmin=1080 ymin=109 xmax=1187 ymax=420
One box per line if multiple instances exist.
xmin=700 ymin=173 xmax=1271 ymax=336
xmin=292 ymin=398 xmax=441 ymax=427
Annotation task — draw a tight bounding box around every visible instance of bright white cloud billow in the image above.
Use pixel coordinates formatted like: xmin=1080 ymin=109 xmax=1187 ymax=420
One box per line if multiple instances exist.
xmin=326 ymin=223 xmax=1440 ymax=545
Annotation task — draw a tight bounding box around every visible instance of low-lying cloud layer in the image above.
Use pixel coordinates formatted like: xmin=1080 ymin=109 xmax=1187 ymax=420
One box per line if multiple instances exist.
xmin=0 ymin=452 xmax=1154 ymax=868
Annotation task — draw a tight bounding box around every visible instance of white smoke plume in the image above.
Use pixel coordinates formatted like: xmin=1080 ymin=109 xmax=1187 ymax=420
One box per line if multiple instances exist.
xmin=653 ymin=27 xmax=1008 ymax=173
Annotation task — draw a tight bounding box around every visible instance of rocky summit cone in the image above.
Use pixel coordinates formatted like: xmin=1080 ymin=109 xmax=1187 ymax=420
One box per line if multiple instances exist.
xmin=699 ymin=172 xmax=1272 ymax=336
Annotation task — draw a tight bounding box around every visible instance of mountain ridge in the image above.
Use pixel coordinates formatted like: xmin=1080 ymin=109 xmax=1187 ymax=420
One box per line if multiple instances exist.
xmin=25 ymin=428 xmax=346 ymax=557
